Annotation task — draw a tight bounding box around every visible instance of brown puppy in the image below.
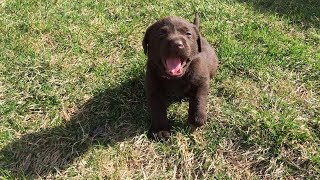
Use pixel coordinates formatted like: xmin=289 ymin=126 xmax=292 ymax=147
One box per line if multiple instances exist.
xmin=143 ymin=15 xmax=218 ymax=139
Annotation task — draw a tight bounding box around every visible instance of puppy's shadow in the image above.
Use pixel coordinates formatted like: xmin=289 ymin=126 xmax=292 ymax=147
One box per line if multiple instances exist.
xmin=0 ymin=74 xmax=148 ymax=177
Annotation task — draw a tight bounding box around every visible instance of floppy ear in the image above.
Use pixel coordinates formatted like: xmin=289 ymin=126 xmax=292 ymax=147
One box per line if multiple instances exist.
xmin=193 ymin=14 xmax=202 ymax=52
xmin=142 ymin=26 xmax=151 ymax=55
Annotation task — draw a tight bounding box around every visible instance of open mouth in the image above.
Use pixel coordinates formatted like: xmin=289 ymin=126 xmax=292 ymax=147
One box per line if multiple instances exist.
xmin=164 ymin=57 xmax=187 ymax=77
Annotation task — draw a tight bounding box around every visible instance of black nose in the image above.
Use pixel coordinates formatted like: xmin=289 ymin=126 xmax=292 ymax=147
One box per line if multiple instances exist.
xmin=171 ymin=40 xmax=184 ymax=49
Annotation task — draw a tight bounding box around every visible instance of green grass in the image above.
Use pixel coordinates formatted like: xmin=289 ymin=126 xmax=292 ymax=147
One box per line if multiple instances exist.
xmin=0 ymin=0 xmax=319 ymax=178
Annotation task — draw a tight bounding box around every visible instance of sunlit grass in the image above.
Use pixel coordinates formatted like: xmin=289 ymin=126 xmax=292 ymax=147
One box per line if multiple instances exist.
xmin=0 ymin=0 xmax=319 ymax=178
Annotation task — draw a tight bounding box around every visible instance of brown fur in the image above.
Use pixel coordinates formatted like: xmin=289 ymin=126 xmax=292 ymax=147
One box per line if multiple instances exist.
xmin=143 ymin=15 xmax=219 ymax=139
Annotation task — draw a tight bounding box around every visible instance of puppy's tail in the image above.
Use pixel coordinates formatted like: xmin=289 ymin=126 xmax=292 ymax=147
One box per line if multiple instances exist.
xmin=193 ymin=13 xmax=199 ymax=28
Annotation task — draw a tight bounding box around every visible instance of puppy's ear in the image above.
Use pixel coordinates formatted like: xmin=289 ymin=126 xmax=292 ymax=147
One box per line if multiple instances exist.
xmin=193 ymin=13 xmax=199 ymax=29
xmin=193 ymin=14 xmax=202 ymax=52
xmin=195 ymin=30 xmax=202 ymax=53
xmin=142 ymin=26 xmax=151 ymax=55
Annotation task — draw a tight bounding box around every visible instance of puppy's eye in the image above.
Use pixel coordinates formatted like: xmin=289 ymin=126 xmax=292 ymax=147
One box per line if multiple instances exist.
xmin=186 ymin=32 xmax=192 ymax=36
xmin=159 ymin=29 xmax=168 ymax=37
xmin=159 ymin=32 xmax=166 ymax=36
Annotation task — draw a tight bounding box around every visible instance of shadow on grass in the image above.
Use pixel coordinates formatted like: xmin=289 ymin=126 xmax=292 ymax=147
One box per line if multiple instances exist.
xmin=237 ymin=0 xmax=320 ymax=28
xmin=0 ymin=74 xmax=148 ymax=177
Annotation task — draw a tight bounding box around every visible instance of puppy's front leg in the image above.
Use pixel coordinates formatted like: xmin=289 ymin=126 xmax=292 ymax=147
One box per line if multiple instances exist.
xmin=188 ymin=81 xmax=209 ymax=128
xmin=147 ymin=92 xmax=170 ymax=139
xmin=146 ymin=72 xmax=170 ymax=139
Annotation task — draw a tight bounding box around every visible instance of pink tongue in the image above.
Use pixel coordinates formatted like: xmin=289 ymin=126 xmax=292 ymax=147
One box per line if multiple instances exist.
xmin=166 ymin=58 xmax=182 ymax=75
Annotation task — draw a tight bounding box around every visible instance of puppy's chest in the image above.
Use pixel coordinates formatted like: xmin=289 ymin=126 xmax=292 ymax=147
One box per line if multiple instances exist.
xmin=161 ymin=78 xmax=192 ymax=98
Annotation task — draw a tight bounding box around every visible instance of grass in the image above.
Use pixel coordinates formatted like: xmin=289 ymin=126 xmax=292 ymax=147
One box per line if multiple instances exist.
xmin=0 ymin=0 xmax=319 ymax=179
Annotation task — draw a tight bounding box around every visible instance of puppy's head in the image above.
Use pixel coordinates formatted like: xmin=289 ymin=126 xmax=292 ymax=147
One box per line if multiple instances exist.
xmin=143 ymin=15 xmax=201 ymax=78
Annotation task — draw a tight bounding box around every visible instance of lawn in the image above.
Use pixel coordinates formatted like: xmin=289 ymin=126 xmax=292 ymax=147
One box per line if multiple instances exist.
xmin=0 ymin=0 xmax=319 ymax=179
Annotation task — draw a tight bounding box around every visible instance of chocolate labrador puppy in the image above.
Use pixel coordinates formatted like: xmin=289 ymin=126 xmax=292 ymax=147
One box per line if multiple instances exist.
xmin=143 ymin=14 xmax=218 ymax=139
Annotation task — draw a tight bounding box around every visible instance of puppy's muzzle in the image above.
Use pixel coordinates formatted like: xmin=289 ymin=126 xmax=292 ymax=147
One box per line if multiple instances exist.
xmin=167 ymin=38 xmax=188 ymax=57
xmin=169 ymin=39 xmax=184 ymax=49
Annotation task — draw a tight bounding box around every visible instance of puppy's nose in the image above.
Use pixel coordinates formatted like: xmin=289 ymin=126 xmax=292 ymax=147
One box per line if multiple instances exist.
xmin=172 ymin=40 xmax=184 ymax=49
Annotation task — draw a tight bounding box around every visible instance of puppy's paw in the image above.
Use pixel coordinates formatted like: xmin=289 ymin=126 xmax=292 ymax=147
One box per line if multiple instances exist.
xmin=190 ymin=124 xmax=198 ymax=132
xmin=147 ymin=129 xmax=170 ymax=140
xmin=189 ymin=112 xmax=207 ymax=128
xmin=156 ymin=130 xmax=170 ymax=140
